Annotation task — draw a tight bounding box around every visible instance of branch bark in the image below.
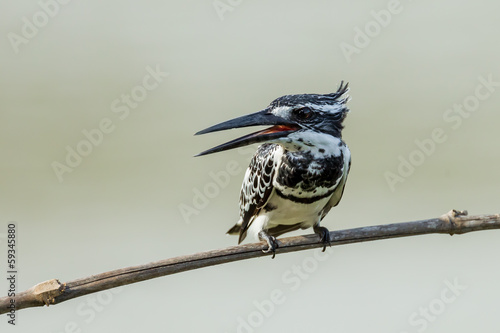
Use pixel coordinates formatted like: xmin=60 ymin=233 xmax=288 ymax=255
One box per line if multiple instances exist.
xmin=1 ymin=210 xmax=499 ymax=315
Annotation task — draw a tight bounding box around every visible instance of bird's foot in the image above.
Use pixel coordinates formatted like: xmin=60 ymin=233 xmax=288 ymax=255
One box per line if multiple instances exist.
xmin=314 ymin=225 xmax=331 ymax=252
xmin=258 ymin=231 xmax=279 ymax=259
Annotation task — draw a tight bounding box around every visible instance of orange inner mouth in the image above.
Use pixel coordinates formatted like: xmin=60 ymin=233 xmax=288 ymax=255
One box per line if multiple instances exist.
xmin=259 ymin=125 xmax=299 ymax=135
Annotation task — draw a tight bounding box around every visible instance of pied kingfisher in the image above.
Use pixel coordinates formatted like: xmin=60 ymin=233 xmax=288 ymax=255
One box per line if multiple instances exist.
xmin=196 ymin=82 xmax=351 ymax=257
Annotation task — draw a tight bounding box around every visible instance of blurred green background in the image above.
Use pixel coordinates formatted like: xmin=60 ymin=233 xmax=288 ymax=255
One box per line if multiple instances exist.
xmin=1 ymin=0 xmax=499 ymax=332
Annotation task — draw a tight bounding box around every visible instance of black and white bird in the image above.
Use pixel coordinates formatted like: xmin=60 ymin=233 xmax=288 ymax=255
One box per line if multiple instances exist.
xmin=196 ymin=82 xmax=351 ymax=257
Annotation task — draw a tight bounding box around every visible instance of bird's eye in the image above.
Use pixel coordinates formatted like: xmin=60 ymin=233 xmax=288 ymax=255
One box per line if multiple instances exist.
xmin=294 ymin=107 xmax=314 ymax=121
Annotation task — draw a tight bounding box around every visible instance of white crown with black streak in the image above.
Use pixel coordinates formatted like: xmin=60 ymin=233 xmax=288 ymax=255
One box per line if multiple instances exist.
xmin=196 ymin=82 xmax=351 ymax=257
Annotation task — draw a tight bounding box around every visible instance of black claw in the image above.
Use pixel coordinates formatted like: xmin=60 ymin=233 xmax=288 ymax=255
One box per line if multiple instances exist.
xmin=314 ymin=226 xmax=331 ymax=252
xmin=258 ymin=231 xmax=279 ymax=259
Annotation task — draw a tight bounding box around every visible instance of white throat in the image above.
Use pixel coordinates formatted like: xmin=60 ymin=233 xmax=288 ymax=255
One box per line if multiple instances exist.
xmin=277 ymin=131 xmax=343 ymax=158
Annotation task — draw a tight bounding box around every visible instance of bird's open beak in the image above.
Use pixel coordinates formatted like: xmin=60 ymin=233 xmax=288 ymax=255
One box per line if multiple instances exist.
xmin=195 ymin=109 xmax=299 ymax=156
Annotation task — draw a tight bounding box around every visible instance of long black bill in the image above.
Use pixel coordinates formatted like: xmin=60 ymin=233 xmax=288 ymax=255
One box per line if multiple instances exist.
xmin=195 ymin=110 xmax=299 ymax=156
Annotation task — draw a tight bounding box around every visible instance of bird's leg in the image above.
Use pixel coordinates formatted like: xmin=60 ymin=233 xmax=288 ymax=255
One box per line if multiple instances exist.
xmin=258 ymin=230 xmax=279 ymax=259
xmin=313 ymin=225 xmax=331 ymax=252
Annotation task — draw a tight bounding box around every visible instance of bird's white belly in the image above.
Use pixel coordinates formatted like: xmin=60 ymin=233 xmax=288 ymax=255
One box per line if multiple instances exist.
xmin=266 ymin=194 xmax=330 ymax=226
xmin=247 ymin=191 xmax=331 ymax=240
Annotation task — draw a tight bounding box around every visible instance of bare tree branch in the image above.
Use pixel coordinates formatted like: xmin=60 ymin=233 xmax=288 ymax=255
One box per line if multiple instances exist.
xmin=1 ymin=210 xmax=499 ymax=315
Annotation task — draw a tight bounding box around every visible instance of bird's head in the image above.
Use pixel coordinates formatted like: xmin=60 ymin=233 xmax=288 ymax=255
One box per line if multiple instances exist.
xmin=195 ymin=82 xmax=349 ymax=156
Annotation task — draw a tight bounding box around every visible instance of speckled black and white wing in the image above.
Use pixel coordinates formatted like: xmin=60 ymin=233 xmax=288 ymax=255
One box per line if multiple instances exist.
xmin=227 ymin=143 xmax=280 ymax=244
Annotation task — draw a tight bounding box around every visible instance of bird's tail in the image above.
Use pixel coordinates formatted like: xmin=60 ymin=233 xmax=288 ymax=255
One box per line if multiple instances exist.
xmin=227 ymin=223 xmax=247 ymax=244
xmin=226 ymin=224 xmax=241 ymax=235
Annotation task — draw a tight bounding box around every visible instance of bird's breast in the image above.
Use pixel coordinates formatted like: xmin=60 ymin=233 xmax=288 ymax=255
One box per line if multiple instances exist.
xmin=273 ymin=145 xmax=347 ymax=203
